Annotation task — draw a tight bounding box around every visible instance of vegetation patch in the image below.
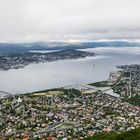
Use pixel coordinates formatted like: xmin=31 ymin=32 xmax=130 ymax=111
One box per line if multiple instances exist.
xmin=85 ymin=127 xmax=140 ymax=140
xmin=122 ymin=95 xmax=140 ymax=106
xmin=89 ymin=81 xmax=110 ymax=87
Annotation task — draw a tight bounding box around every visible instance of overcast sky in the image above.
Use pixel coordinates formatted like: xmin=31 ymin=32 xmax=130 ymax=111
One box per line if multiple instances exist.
xmin=0 ymin=0 xmax=140 ymax=42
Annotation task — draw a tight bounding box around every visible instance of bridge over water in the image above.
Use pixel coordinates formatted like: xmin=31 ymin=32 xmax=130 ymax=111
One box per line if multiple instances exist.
xmin=0 ymin=90 xmax=13 ymax=98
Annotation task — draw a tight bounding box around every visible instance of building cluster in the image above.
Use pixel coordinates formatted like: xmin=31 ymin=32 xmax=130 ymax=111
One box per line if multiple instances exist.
xmin=107 ymin=71 xmax=121 ymax=85
xmin=110 ymin=64 xmax=140 ymax=98
xmin=0 ymin=56 xmax=28 ymax=70
xmin=0 ymin=89 xmax=140 ymax=139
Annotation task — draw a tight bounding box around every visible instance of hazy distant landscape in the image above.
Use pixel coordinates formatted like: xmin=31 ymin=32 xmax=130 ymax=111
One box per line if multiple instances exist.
xmin=1 ymin=40 xmax=140 ymax=71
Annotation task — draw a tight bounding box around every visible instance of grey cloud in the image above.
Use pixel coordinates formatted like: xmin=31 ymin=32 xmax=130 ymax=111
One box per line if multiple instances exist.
xmin=0 ymin=0 xmax=140 ymax=42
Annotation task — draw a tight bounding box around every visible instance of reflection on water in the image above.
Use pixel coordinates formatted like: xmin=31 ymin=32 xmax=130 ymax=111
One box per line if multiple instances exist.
xmin=0 ymin=47 xmax=140 ymax=94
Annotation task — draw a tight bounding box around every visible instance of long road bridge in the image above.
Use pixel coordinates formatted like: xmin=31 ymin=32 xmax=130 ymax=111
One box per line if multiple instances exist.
xmin=0 ymin=90 xmax=13 ymax=98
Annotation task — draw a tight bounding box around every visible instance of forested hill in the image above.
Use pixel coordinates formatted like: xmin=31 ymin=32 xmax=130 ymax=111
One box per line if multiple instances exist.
xmin=0 ymin=41 xmax=140 ymax=53
xmin=85 ymin=127 xmax=140 ymax=140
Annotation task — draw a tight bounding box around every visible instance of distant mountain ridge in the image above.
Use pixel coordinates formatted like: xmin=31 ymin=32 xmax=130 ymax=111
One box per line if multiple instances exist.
xmin=0 ymin=40 xmax=140 ymax=53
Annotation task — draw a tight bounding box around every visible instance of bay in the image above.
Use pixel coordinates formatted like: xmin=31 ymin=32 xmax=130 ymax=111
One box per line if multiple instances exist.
xmin=0 ymin=46 xmax=140 ymax=94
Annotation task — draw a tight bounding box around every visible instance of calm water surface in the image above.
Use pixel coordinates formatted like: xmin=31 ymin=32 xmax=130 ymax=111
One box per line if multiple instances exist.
xmin=0 ymin=47 xmax=140 ymax=94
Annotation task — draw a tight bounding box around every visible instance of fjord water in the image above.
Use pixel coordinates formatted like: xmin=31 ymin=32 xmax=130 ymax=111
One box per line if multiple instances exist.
xmin=0 ymin=47 xmax=140 ymax=94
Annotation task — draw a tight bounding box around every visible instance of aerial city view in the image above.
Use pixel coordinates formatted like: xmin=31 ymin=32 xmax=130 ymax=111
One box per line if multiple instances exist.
xmin=0 ymin=0 xmax=140 ymax=140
